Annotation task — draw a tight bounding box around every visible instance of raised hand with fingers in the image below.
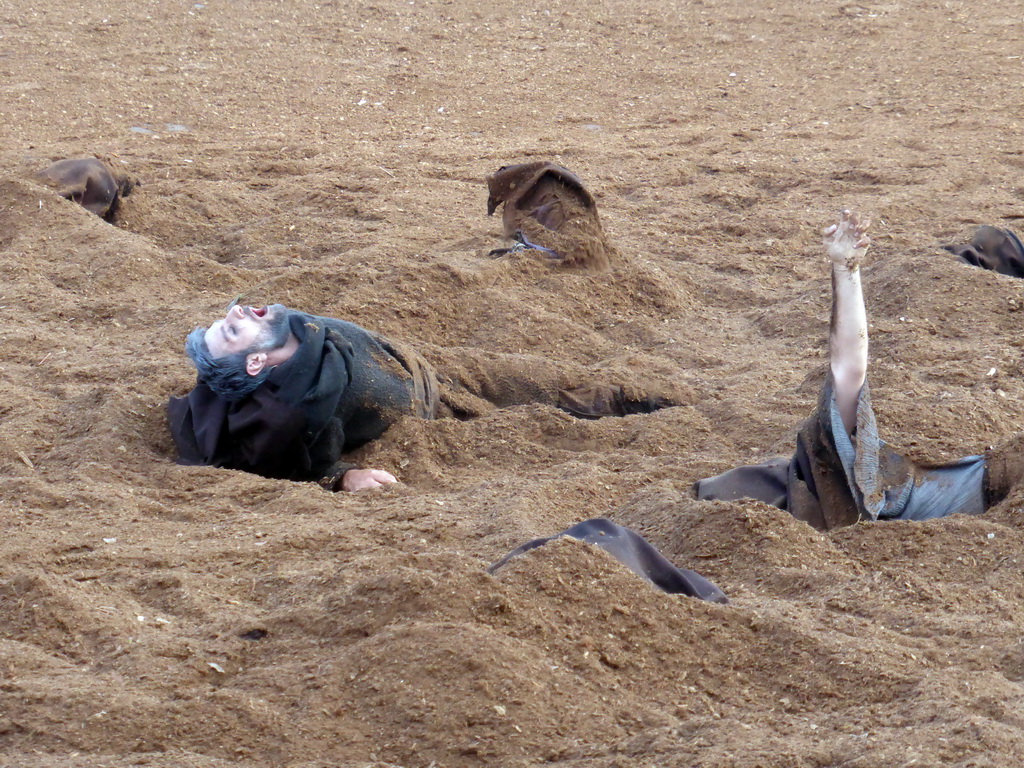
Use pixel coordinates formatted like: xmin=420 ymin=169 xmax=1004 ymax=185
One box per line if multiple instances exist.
xmin=823 ymin=208 xmax=871 ymax=271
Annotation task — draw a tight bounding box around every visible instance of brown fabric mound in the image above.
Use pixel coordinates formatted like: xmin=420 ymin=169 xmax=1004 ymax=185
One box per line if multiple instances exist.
xmin=486 ymin=161 xmax=612 ymax=270
xmin=35 ymin=156 xmax=138 ymax=220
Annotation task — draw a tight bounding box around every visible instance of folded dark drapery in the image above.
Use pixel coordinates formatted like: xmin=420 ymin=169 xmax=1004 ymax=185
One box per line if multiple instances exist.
xmin=488 ymin=517 xmax=728 ymax=604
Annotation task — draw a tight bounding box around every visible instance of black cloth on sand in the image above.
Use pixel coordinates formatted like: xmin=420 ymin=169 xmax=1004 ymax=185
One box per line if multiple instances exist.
xmin=488 ymin=517 xmax=728 ymax=604
xmin=944 ymin=226 xmax=1024 ymax=279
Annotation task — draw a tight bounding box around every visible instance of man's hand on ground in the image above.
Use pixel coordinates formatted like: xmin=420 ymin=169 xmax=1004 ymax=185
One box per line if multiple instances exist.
xmin=342 ymin=468 xmax=399 ymax=492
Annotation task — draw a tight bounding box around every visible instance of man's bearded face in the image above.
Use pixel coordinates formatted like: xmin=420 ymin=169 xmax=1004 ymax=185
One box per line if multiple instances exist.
xmin=249 ymin=308 xmax=291 ymax=353
xmin=204 ymin=303 xmax=289 ymax=359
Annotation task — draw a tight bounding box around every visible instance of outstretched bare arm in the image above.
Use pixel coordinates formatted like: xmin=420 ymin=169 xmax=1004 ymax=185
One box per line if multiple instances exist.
xmin=824 ymin=209 xmax=871 ymax=437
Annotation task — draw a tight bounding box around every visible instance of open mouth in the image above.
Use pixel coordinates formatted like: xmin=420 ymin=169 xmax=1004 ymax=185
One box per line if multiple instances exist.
xmin=250 ymin=305 xmax=268 ymax=318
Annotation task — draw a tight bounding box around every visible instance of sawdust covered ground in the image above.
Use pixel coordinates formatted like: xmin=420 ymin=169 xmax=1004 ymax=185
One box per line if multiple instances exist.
xmin=2 ymin=0 xmax=1024 ymax=765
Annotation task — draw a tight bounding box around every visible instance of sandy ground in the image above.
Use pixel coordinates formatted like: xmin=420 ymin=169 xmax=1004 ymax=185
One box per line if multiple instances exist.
xmin=3 ymin=0 xmax=1024 ymax=765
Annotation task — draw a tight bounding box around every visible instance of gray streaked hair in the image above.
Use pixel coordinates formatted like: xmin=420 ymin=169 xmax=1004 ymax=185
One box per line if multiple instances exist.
xmin=184 ymin=327 xmax=269 ymax=401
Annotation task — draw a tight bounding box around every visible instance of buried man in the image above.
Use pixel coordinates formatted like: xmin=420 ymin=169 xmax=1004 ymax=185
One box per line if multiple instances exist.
xmin=695 ymin=209 xmax=1024 ymax=530
xmin=168 ymin=303 xmax=678 ymax=491
xmin=167 ymin=305 xmax=726 ymax=602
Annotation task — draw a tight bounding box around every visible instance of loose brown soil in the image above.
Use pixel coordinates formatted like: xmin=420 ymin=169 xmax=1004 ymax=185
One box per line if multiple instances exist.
xmin=3 ymin=0 xmax=1024 ymax=765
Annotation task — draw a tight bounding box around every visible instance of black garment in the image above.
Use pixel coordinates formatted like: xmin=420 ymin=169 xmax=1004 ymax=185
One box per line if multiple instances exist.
xmin=488 ymin=518 xmax=728 ymax=604
xmin=168 ymin=311 xmax=435 ymax=489
xmin=944 ymin=226 xmax=1024 ymax=279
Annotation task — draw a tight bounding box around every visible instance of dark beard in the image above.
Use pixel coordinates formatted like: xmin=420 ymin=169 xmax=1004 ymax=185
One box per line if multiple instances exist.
xmin=250 ymin=309 xmax=292 ymax=353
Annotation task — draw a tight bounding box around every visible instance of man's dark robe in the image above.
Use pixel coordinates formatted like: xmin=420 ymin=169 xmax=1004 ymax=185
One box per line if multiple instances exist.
xmin=694 ymin=374 xmax=987 ymax=530
xmin=167 ymin=311 xmax=437 ymax=490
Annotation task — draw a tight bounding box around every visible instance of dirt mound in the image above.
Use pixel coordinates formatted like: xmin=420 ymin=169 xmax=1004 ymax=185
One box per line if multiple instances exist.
xmin=4 ymin=0 xmax=1024 ymax=765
